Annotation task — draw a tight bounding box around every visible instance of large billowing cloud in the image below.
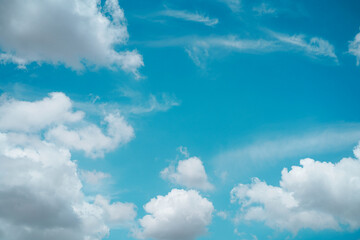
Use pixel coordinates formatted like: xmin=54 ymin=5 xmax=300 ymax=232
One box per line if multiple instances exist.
xmin=136 ymin=189 xmax=214 ymax=240
xmin=231 ymin=143 xmax=360 ymax=233
xmin=0 ymin=92 xmax=136 ymax=240
xmin=0 ymin=0 xmax=143 ymax=76
xmin=161 ymin=157 xmax=214 ymax=191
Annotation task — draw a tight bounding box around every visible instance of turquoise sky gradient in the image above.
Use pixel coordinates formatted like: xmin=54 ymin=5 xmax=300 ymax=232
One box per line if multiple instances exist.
xmin=1 ymin=0 xmax=360 ymax=240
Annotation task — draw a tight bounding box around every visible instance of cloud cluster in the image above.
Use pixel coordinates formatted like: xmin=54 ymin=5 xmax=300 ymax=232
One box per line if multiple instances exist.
xmin=46 ymin=112 xmax=134 ymax=158
xmin=137 ymin=189 xmax=214 ymax=240
xmin=231 ymin=143 xmax=360 ymax=233
xmin=161 ymin=156 xmax=214 ymax=191
xmin=0 ymin=0 xmax=143 ymax=76
xmin=0 ymin=92 xmax=136 ymax=240
xmin=0 ymin=92 xmax=134 ymax=157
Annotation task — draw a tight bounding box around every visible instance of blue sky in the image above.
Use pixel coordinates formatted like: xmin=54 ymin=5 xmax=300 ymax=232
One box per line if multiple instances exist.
xmin=0 ymin=0 xmax=360 ymax=240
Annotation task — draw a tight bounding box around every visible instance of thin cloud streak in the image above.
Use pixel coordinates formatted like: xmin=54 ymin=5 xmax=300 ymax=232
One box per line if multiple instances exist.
xmin=140 ymin=31 xmax=337 ymax=66
xmin=159 ymin=9 xmax=219 ymax=26
xmin=215 ymin=124 xmax=360 ymax=168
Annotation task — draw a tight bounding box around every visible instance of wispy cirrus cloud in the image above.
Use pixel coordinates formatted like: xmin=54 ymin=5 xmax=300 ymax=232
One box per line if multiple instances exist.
xmin=159 ymin=9 xmax=219 ymax=26
xmin=271 ymin=32 xmax=338 ymax=61
xmin=253 ymin=3 xmax=277 ymax=16
xmin=219 ymin=0 xmax=242 ymax=12
xmin=143 ymin=31 xmax=337 ymax=67
xmin=215 ymin=123 xmax=360 ymax=174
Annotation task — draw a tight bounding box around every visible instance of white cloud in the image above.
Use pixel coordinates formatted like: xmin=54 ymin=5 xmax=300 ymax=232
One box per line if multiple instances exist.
xmin=46 ymin=113 xmax=134 ymax=158
xmin=160 ymin=9 xmax=218 ymax=26
xmin=216 ymin=124 xmax=360 ymax=169
xmin=0 ymin=132 xmax=136 ymax=240
xmin=0 ymin=92 xmax=134 ymax=158
xmin=272 ymin=32 xmax=338 ymax=61
xmin=0 ymin=92 xmax=84 ymax=132
xmin=148 ymin=32 xmax=336 ymax=66
xmin=0 ymin=0 xmax=143 ymax=76
xmin=231 ymin=143 xmax=360 ymax=233
xmin=348 ymin=31 xmax=360 ymax=65
xmin=94 ymin=195 xmax=137 ymax=227
xmin=81 ymin=170 xmax=111 ymax=185
xmin=220 ymin=0 xmax=242 ymax=12
xmin=178 ymin=146 xmax=190 ymax=158
xmin=0 ymin=92 xmax=136 ymax=240
xmin=253 ymin=3 xmax=277 ymax=16
xmin=127 ymin=93 xmax=180 ymax=114
xmin=188 ymin=33 xmax=337 ymax=64
xmin=216 ymin=211 xmax=228 ymax=220
xmin=161 ymin=156 xmax=214 ymax=191
xmin=136 ymin=189 xmax=214 ymax=240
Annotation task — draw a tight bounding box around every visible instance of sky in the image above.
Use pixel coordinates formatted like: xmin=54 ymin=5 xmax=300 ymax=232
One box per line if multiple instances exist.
xmin=0 ymin=0 xmax=360 ymax=240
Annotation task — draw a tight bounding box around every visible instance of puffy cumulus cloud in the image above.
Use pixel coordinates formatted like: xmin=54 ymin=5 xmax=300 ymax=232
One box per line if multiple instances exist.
xmin=46 ymin=113 xmax=134 ymax=158
xmin=0 ymin=0 xmax=143 ymax=76
xmin=231 ymin=143 xmax=360 ymax=234
xmin=0 ymin=92 xmax=136 ymax=239
xmin=136 ymin=189 xmax=214 ymax=240
xmin=0 ymin=92 xmax=84 ymax=132
xmin=0 ymin=92 xmax=134 ymax=157
xmin=349 ymin=31 xmax=360 ymax=66
xmin=161 ymin=157 xmax=214 ymax=191
xmin=0 ymin=133 xmax=136 ymax=240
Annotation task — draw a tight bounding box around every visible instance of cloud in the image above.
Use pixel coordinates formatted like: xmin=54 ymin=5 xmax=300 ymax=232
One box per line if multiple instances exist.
xmin=216 ymin=211 xmax=229 ymax=220
xmin=272 ymin=32 xmax=338 ymax=61
xmin=0 ymin=92 xmax=84 ymax=132
xmin=94 ymin=195 xmax=137 ymax=228
xmin=146 ymin=32 xmax=337 ymax=66
xmin=127 ymin=93 xmax=180 ymax=114
xmin=189 ymin=33 xmax=337 ymax=65
xmin=348 ymin=30 xmax=360 ymax=65
xmin=253 ymin=3 xmax=277 ymax=16
xmin=136 ymin=189 xmax=214 ymax=240
xmin=161 ymin=157 xmax=214 ymax=191
xmin=0 ymin=93 xmax=136 ymax=239
xmin=178 ymin=146 xmax=190 ymax=158
xmin=216 ymin=124 xmax=360 ymax=169
xmin=160 ymin=9 xmax=218 ymax=26
xmin=0 ymin=92 xmax=134 ymax=158
xmin=219 ymin=0 xmax=242 ymax=12
xmin=0 ymin=0 xmax=143 ymax=76
xmin=80 ymin=170 xmax=111 ymax=185
xmin=231 ymin=143 xmax=360 ymax=233
xmin=46 ymin=113 xmax=134 ymax=158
